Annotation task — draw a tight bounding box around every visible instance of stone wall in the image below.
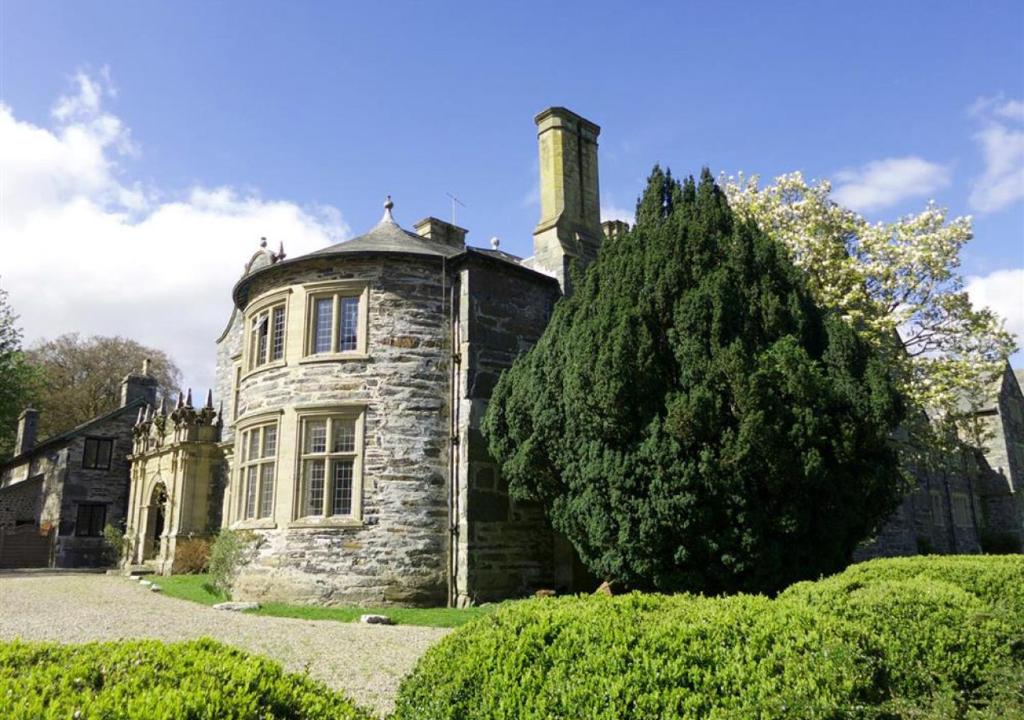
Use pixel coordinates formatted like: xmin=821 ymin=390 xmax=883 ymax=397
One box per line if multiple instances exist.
xmin=226 ymin=254 xmax=452 ymax=606
xmin=214 ymin=308 xmax=244 ymax=444
xmin=56 ymin=410 xmax=139 ymax=566
xmin=453 ymin=253 xmax=569 ymax=603
xmin=0 ymin=476 xmax=44 ymax=529
xmin=0 ymin=405 xmax=138 ymax=567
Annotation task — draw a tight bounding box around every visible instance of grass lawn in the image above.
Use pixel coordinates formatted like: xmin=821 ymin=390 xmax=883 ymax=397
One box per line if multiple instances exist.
xmin=155 ymin=574 xmax=496 ymax=628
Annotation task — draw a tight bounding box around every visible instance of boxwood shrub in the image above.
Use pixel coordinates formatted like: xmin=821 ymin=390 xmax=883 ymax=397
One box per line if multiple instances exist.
xmin=394 ymin=556 xmax=1024 ymax=719
xmin=0 ymin=638 xmax=371 ymax=720
xmin=781 ymin=554 xmax=1024 ymax=620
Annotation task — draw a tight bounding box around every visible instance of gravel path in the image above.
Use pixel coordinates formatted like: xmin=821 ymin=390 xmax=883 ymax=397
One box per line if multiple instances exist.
xmin=0 ymin=571 xmax=450 ymax=716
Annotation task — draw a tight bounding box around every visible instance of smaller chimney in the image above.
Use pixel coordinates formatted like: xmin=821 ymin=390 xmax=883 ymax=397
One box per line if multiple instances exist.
xmin=15 ymin=409 xmax=39 ymax=456
xmin=414 ymin=217 xmax=468 ymax=249
xmin=120 ymin=360 xmax=159 ymax=408
xmin=602 ymin=220 xmax=630 ymax=241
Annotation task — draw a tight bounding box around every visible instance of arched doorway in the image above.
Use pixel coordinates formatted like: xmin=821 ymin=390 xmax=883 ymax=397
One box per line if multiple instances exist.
xmin=144 ymin=483 xmax=168 ymax=560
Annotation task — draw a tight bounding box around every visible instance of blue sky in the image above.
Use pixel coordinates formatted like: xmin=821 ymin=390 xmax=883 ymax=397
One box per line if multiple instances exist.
xmin=2 ymin=1 xmax=1022 ymax=389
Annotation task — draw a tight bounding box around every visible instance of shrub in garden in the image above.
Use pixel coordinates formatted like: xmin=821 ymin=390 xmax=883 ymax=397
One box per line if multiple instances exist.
xmin=101 ymin=523 xmax=130 ymax=566
xmin=483 ymin=168 xmax=906 ymax=595
xmin=782 ymin=554 xmax=1024 ymax=621
xmin=0 ymin=638 xmax=370 ymax=720
xmin=172 ymin=536 xmax=212 ymax=574
xmin=394 ymin=556 xmax=1024 ymax=720
xmin=395 ymin=593 xmax=875 ymax=720
xmin=207 ymin=528 xmax=256 ymax=597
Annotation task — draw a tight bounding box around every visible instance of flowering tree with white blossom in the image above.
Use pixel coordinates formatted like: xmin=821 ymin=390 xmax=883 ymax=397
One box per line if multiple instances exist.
xmin=724 ymin=173 xmax=1016 ymax=450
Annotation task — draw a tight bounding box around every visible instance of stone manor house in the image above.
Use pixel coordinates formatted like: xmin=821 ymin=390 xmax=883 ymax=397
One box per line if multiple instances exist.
xmin=2 ymin=107 xmax=1022 ymax=603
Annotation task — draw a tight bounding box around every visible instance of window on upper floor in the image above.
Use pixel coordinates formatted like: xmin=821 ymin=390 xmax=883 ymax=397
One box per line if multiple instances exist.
xmin=297 ymin=410 xmax=364 ymax=519
xmin=83 ymin=438 xmax=114 ymax=470
xmin=247 ymin=302 xmax=287 ymax=370
xmin=951 ymin=493 xmax=972 ymax=528
xmin=304 ymin=282 xmax=368 ymax=357
xmin=75 ymin=503 xmax=107 ymax=536
xmin=238 ymin=422 xmax=278 ymax=520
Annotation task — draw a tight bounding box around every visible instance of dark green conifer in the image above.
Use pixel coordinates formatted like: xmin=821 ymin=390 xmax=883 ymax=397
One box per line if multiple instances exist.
xmin=484 ymin=168 xmax=905 ymax=594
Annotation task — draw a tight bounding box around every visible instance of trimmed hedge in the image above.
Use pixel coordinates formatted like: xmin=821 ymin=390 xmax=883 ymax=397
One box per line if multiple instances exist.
xmin=394 ymin=556 xmax=1024 ymax=719
xmin=781 ymin=554 xmax=1024 ymax=620
xmin=0 ymin=638 xmax=370 ymax=720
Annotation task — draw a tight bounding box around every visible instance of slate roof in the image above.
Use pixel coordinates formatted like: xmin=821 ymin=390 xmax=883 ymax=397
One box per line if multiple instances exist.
xmin=310 ymin=215 xmax=463 ymax=260
xmin=0 ymin=397 xmax=148 ymax=472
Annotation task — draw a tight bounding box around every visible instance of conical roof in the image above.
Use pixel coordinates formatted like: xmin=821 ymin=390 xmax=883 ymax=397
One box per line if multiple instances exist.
xmin=309 ymin=196 xmax=462 ymax=259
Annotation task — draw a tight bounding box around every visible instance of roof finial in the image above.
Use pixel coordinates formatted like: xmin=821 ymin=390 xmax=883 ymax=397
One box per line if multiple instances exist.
xmin=381 ymin=195 xmax=395 ymax=224
xmin=277 ymin=240 xmax=286 ymax=262
xmin=205 ymin=389 xmax=214 ymax=409
xmin=260 ymin=236 xmax=268 ymax=248
xmin=490 ymin=236 xmax=500 ymax=250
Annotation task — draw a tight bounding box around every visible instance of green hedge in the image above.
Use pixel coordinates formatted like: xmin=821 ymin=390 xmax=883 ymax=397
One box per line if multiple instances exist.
xmin=781 ymin=554 xmax=1024 ymax=620
xmin=0 ymin=638 xmax=370 ymax=720
xmin=394 ymin=556 xmax=1024 ymax=720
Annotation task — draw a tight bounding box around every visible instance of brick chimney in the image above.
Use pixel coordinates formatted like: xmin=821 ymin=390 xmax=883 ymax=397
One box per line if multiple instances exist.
xmin=414 ymin=217 xmax=467 ymax=249
xmin=531 ymin=107 xmax=602 ymax=293
xmin=15 ymin=408 xmax=39 ymax=456
xmin=120 ymin=360 xmax=159 ymax=408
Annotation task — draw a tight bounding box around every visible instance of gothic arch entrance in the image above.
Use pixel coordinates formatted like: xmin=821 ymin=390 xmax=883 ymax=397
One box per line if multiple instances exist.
xmin=144 ymin=483 xmax=168 ymax=561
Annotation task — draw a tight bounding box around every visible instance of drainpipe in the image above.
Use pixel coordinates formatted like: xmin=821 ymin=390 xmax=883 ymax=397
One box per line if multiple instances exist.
xmin=447 ymin=275 xmax=462 ymax=607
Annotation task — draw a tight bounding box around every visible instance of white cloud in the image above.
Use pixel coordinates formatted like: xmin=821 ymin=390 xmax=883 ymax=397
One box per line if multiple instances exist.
xmin=968 ymin=95 xmax=1024 ymax=213
xmin=832 ymin=157 xmax=950 ymax=213
xmin=600 ymin=203 xmax=634 ymax=224
xmin=0 ymin=71 xmax=349 ymax=395
xmin=966 ymin=269 xmax=1024 ymax=348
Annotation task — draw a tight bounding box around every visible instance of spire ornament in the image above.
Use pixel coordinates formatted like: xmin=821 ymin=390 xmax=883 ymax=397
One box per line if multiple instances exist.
xmin=380 ymin=195 xmax=396 ymax=224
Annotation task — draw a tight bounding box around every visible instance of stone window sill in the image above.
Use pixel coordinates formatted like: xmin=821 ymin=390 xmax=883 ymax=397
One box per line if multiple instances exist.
xmin=240 ymin=360 xmax=287 ymax=382
xmin=288 ymin=516 xmax=364 ymax=529
xmin=298 ymin=353 xmax=370 ymax=365
xmin=232 ymin=518 xmax=277 ymax=530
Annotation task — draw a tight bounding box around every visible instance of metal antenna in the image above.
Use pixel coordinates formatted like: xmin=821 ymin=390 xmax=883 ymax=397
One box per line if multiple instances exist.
xmin=445 ymin=192 xmax=465 ymax=225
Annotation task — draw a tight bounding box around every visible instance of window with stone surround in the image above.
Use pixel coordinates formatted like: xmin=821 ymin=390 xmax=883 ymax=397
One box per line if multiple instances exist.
xmin=83 ymin=437 xmax=114 ymax=470
xmin=930 ymin=490 xmax=945 ymax=526
xmin=296 ymin=409 xmax=364 ymax=521
xmin=951 ymin=493 xmax=972 ymax=528
xmin=238 ymin=422 xmax=278 ymax=520
xmin=246 ymin=300 xmax=287 ymax=371
xmin=75 ymin=503 xmax=106 ymax=536
xmin=303 ymin=281 xmax=369 ymax=358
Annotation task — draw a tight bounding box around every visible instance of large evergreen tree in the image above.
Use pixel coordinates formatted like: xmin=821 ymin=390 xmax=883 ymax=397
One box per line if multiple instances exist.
xmin=484 ymin=169 xmax=906 ymax=595
xmin=0 ymin=284 xmax=38 ymax=461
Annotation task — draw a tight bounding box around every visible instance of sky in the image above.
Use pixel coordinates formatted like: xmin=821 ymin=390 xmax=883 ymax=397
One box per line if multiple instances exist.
xmin=1 ymin=1 xmax=1022 ymax=393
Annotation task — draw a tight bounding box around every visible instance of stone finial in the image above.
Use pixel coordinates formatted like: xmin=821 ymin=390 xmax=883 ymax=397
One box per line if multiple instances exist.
xmin=185 ymin=389 xmax=193 ymax=408
xmin=277 ymin=240 xmax=286 ymax=262
xmin=135 ymin=407 xmax=144 ymax=426
xmin=490 ymin=236 xmax=500 ymax=250
xmin=205 ymin=389 xmax=214 ymax=410
xmin=142 ymin=358 xmax=151 ymax=376
xmin=177 ymin=392 xmax=185 ymax=410
xmin=381 ymin=195 xmax=395 ymax=224
xmin=143 ymin=404 xmax=153 ymax=422
xmin=260 ymin=236 xmax=268 ymax=248
xmin=158 ymin=397 xmax=167 ymax=416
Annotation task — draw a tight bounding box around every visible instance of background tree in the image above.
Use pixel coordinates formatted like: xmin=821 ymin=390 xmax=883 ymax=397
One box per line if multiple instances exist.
xmin=484 ymin=169 xmax=907 ymax=595
xmin=0 ymin=284 xmax=39 ymax=460
xmin=26 ymin=334 xmax=182 ymax=440
xmin=724 ymin=173 xmax=1017 ymax=449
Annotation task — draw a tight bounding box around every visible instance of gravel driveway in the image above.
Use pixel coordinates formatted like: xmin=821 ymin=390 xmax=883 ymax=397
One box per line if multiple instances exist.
xmin=0 ymin=571 xmax=450 ymax=716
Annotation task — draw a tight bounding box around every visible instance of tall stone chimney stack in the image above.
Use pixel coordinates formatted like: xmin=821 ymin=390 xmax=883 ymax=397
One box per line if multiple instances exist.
xmin=120 ymin=360 xmax=159 ymax=408
xmin=531 ymin=107 xmax=602 ymax=293
xmin=15 ymin=408 xmax=39 ymax=456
